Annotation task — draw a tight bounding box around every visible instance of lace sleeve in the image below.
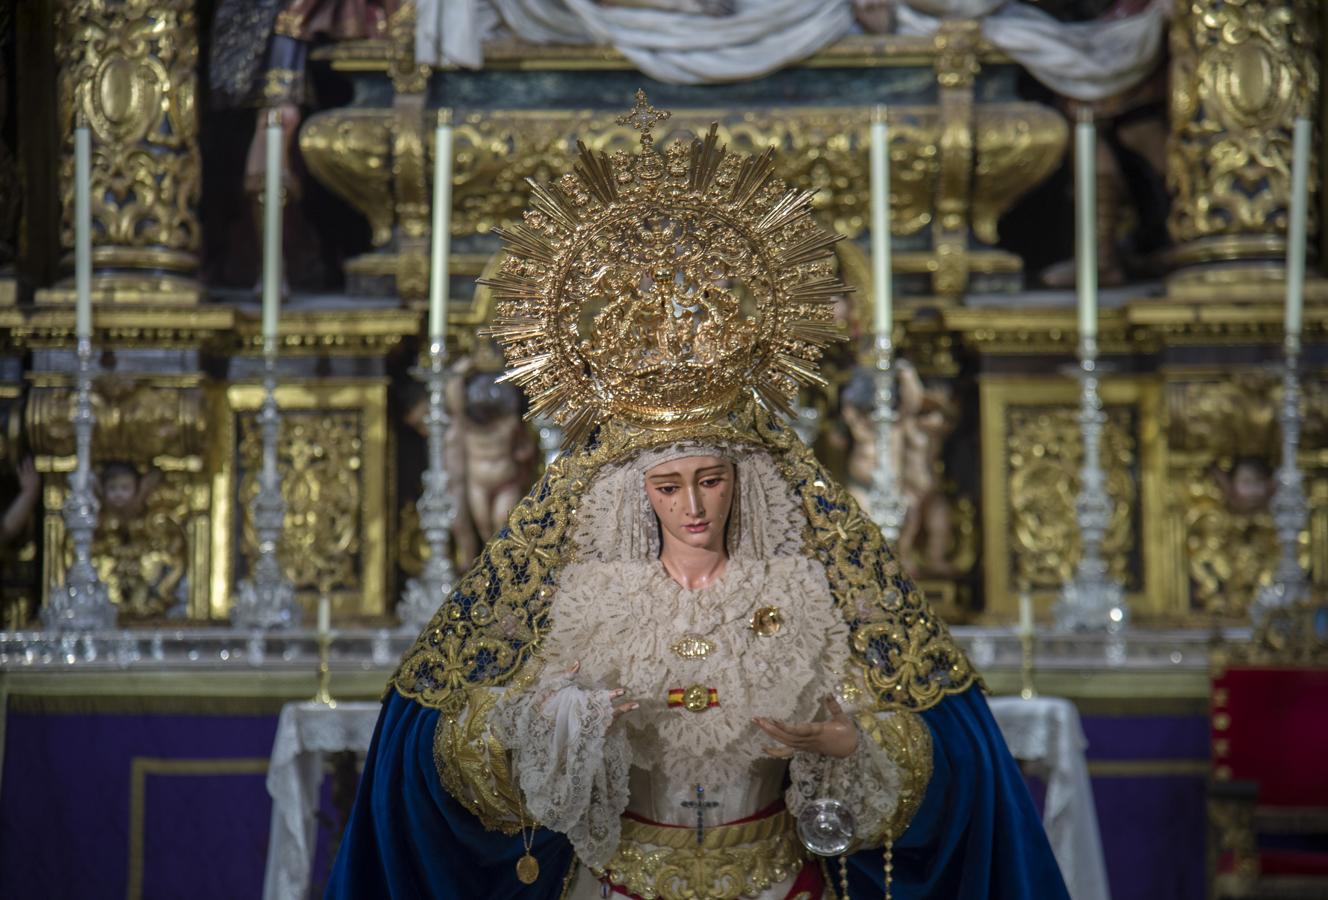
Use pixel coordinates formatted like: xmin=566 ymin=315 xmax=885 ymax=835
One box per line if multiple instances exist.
xmin=491 ymin=672 xmax=633 ymax=868
xmin=785 ymin=713 xmax=905 ymax=850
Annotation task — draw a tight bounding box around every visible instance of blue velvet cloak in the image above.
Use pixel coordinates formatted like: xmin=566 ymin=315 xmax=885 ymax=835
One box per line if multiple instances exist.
xmin=326 ymin=684 xmax=1069 ymax=900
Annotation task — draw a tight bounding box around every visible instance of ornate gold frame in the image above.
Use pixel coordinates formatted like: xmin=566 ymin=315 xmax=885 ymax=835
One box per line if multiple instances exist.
xmin=979 ymin=375 xmax=1165 ymax=620
xmin=210 ymin=380 xmax=389 ymax=620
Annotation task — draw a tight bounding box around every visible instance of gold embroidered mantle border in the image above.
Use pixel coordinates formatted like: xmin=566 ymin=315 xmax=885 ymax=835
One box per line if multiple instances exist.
xmin=858 ymin=710 xmax=934 ymax=846
xmin=390 ymin=402 xmax=976 ymax=717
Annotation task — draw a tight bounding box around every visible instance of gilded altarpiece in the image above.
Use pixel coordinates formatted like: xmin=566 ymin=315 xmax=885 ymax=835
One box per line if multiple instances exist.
xmin=980 ymin=377 xmax=1164 ymax=620
xmin=50 ymin=0 xmax=202 ymax=301
xmin=1162 ymin=372 xmax=1327 ymax=620
xmin=1167 ymin=0 xmax=1320 ymax=280
xmin=212 ymin=382 xmax=388 ymax=620
xmin=29 ymin=376 xmax=211 ymax=620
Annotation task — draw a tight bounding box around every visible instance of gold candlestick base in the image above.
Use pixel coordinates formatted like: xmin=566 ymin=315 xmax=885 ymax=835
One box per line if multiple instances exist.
xmin=1018 ymin=630 xmax=1037 ymax=700
xmin=312 ymin=632 xmax=337 ymax=708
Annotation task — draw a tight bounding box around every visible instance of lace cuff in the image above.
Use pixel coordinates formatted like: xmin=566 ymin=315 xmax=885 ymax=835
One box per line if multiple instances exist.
xmin=492 ymin=672 xmax=632 ymax=868
xmin=785 ymin=714 xmax=904 ymax=849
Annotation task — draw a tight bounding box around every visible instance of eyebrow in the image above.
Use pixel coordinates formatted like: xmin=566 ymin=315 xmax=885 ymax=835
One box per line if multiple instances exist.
xmin=646 ymin=465 xmax=729 ymax=482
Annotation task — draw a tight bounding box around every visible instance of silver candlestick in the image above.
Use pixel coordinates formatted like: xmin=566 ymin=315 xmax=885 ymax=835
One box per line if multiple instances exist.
xmin=232 ymin=342 xmax=298 ymax=629
xmin=43 ymin=337 xmax=115 ymax=631
xmin=1054 ymin=338 xmax=1128 ymax=633
xmin=1252 ymin=333 xmax=1310 ymax=619
xmin=865 ymin=335 xmax=908 ymax=543
xmin=400 ymin=344 xmax=458 ymax=628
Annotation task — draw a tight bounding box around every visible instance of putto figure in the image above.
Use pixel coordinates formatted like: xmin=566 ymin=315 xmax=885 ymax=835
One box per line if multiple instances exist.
xmin=328 ymin=92 xmax=1067 ymax=900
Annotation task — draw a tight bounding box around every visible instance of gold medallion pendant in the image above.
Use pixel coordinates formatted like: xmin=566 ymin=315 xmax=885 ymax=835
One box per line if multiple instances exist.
xmin=516 ymin=853 xmax=540 ymax=884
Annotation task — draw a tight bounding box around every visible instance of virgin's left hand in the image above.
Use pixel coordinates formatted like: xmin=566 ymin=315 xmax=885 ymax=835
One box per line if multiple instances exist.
xmin=755 ymin=696 xmax=858 ymax=759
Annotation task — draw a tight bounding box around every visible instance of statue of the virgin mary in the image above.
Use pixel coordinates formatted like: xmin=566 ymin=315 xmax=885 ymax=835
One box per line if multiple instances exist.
xmin=328 ymin=93 xmax=1069 ymax=900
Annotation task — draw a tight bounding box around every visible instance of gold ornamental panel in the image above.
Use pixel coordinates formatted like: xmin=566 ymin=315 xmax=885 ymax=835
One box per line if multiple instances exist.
xmin=1166 ymin=0 xmax=1319 ymax=262
xmin=212 ymin=381 xmax=388 ymax=619
xmin=1161 ymin=373 xmax=1325 ymax=620
xmin=980 ymin=377 xmax=1164 ymax=620
xmin=25 ymin=376 xmax=205 ymax=465
xmin=45 ymin=469 xmax=212 ymax=620
xmin=53 ymin=0 xmax=201 ymax=297
xmin=299 ymin=103 xmax=1065 ymax=287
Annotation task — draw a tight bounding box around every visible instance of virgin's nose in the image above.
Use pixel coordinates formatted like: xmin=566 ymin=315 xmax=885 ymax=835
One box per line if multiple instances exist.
xmin=683 ymin=485 xmax=705 ymax=519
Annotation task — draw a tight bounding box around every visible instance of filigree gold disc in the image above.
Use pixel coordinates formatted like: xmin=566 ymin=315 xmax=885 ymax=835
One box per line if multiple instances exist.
xmin=484 ymin=90 xmax=847 ymax=445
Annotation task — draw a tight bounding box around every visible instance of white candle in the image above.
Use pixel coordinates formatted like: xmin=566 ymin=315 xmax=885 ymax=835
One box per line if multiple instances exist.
xmin=1285 ymin=116 xmax=1311 ymax=338
xmin=74 ymin=119 xmax=92 ymax=340
xmin=429 ymin=109 xmax=455 ymax=345
xmin=1075 ymin=111 xmax=1097 ymax=345
xmin=317 ymin=595 xmax=330 ymax=635
xmin=262 ymin=108 xmax=283 ymax=344
xmin=869 ymin=106 xmax=893 ymax=340
xmin=1018 ymin=591 xmax=1034 ymax=637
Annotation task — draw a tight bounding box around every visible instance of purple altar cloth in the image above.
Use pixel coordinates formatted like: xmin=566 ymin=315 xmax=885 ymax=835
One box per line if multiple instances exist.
xmin=1 ymin=699 xmax=279 ymax=900
xmin=0 ymin=693 xmax=1209 ymax=900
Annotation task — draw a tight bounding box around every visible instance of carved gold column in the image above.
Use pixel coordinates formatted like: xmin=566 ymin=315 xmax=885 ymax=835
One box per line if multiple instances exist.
xmin=43 ymin=0 xmax=202 ymax=306
xmin=1167 ymin=0 xmax=1320 ymax=294
xmin=301 ymin=1 xmax=433 ymax=301
xmin=932 ymin=20 xmax=981 ymax=298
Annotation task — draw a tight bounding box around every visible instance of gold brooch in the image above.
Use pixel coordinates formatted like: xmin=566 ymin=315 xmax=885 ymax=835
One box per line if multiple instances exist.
xmin=749 ymin=606 xmax=784 ymax=637
xmin=671 ymin=633 xmax=715 ymax=660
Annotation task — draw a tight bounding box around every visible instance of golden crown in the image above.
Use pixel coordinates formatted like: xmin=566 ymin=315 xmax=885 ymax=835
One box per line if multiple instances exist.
xmin=484 ymin=91 xmax=847 ymax=445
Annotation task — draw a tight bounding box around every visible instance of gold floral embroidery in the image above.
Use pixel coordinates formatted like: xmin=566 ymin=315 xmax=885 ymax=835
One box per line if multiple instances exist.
xmin=856 ymin=710 xmax=935 ymax=845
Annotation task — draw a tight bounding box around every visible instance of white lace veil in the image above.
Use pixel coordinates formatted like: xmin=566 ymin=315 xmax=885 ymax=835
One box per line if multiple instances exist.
xmin=569 ymin=442 xmax=806 ymax=563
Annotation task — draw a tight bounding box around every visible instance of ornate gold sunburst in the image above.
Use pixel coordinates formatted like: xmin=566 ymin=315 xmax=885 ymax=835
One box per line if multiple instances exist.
xmin=483 ymin=90 xmax=848 ymax=444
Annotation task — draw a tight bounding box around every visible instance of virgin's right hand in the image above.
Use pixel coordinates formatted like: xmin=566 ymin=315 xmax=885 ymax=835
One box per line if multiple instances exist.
xmin=567 ymin=661 xmax=638 ymax=722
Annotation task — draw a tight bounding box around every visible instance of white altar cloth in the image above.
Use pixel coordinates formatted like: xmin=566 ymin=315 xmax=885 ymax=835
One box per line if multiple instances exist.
xmin=262 ymin=701 xmax=380 ymax=900
xmin=259 ymin=695 xmax=1108 ymax=899
xmin=990 ymin=695 xmax=1111 ymax=900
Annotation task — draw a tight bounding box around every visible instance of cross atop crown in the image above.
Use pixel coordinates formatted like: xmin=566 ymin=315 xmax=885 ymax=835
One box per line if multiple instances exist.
xmin=617 ymin=89 xmax=671 ymax=143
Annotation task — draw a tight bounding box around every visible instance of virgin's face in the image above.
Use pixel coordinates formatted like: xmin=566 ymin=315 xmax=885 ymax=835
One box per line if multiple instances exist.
xmin=644 ymin=455 xmax=734 ymax=555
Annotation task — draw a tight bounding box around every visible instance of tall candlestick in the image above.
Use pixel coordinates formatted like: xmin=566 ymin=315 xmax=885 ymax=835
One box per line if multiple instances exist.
xmin=869 ymin=106 xmax=893 ymax=339
xmin=262 ymin=108 xmax=283 ymax=344
xmin=1018 ymin=590 xmax=1034 ymax=637
xmin=1075 ymin=110 xmax=1097 ymax=345
xmin=1285 ymin=116 xmax=1311 ymax=338
xmin=317 ymin=594 xmax=330 ymax=635
xmin=429 ymin=109 xmax=455 ymax=344
xmin=74 ymin=119 xmax=92 ymax=340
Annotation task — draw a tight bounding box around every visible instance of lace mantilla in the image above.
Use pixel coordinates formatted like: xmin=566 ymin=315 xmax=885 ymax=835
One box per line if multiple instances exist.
xmin=492 ymin=672 xmax=632 ymax=868
xmin=786 ymin=715 xmax=904 ymax=851
xmin=390 ymin=402 xmax=976 ymax=717
xmin=539 ymin=554 xmax=850 ymax=791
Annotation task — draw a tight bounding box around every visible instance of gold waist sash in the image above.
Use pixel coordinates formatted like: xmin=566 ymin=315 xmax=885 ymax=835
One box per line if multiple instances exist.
xmin=593 ymin=808 xmax=807 ymax=900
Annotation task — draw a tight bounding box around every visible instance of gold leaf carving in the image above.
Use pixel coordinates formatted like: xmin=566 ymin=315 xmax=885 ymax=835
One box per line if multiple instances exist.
xmin=55 ymin=0 xmax=201 ymax=272
xmin=1167 ymin=0 xmax=1319 ymax=248
xmin=1006 ymin=404 xmax=1138 ymax=590
xmin=238 ymin=410 xmax=363 ymax=596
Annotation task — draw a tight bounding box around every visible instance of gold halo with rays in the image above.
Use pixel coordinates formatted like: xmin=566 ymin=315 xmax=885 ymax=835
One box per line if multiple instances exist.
xmin=482 ymin=90 xmax=849 ymax=446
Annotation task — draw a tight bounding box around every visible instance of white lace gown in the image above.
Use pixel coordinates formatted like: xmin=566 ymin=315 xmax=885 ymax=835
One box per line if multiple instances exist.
xmin=493 ymin=555 xmax=905 ymax=899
